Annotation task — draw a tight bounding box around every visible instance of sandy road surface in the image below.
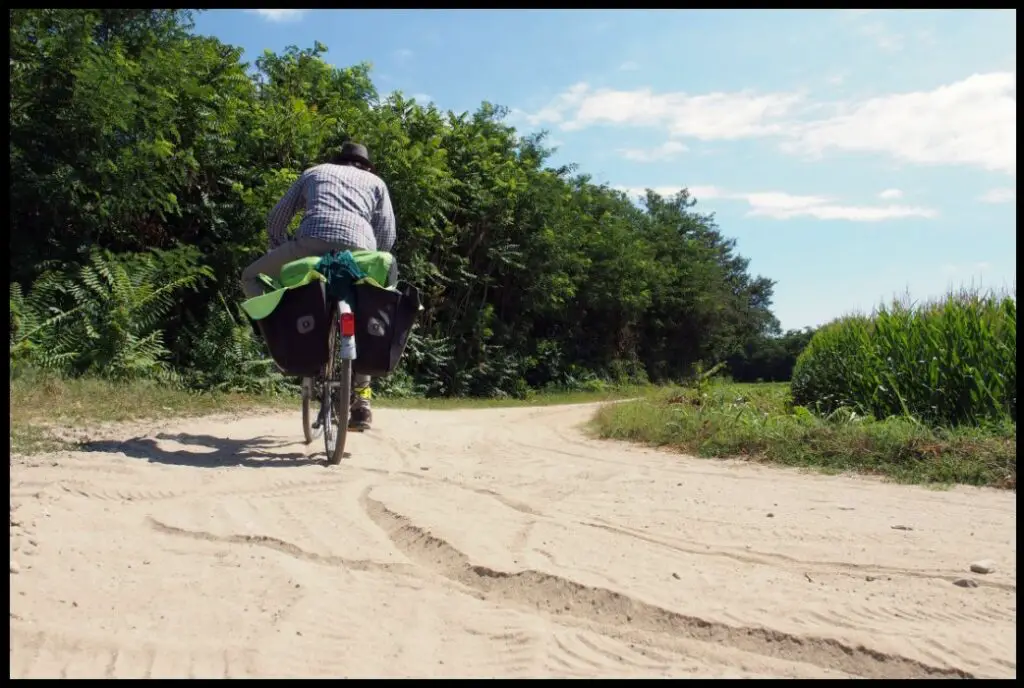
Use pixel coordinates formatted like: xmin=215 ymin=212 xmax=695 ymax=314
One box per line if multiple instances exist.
xmin=9 ymin=403 xmax=1017 ymax=678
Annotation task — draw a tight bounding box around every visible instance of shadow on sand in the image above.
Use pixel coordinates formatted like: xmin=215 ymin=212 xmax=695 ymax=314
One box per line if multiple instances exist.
xmin=79 ymin=432 xmax=332 ymax=468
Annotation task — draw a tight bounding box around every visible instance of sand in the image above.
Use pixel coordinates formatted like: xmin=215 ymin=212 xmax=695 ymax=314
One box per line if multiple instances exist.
xmin=9 ymin=403 xmax=1017 ymax=678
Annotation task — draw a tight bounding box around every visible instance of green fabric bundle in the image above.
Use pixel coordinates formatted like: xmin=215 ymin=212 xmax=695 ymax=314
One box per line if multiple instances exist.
xmin=240 ymin=250 xmax=396 ymax=322
xmin=316 ymin=250 xmax=366 ymax=304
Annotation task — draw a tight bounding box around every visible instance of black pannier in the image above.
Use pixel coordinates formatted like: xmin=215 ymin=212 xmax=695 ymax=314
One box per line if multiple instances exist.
xmin=256 ymin=280 xmax=332 ymax=378
xmin=351 ymin=281 xmax=421 ymax=378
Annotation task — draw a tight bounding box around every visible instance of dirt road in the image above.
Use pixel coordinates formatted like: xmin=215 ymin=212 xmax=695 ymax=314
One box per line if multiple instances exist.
xmin=9 ymin=403 xmax=1017 ymax=678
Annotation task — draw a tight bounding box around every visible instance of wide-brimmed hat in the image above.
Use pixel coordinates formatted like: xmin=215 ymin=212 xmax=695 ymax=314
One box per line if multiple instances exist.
xmin=334 ymin=142 xmax=376 ymax=172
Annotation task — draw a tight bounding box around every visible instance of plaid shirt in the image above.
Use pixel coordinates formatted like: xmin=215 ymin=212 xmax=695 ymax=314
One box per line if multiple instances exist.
xmin=266 ymin=163 xmax=397 ymax=253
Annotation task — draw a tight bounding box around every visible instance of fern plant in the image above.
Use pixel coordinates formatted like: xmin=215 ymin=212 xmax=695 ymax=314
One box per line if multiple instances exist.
xmin=10 ymin=276 xmax=84 ymax=374
xmin=11 ymin=248 xmax=212 ymax=382
xmin=178 ymin=293 xmax=293 ymax=394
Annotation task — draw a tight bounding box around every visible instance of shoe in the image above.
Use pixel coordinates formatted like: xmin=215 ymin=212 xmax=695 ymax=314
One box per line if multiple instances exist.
xmin=349 ymin=388 xmax=373 ymax=430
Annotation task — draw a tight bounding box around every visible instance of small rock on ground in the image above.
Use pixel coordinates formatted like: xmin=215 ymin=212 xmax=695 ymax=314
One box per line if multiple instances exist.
xmin=10 ymin=561 xmax=20 ymax=574
xmin=969 ymin=560 xmax=996 ymax=574
xmin=953 ymin=578 xmax=979 ymax=588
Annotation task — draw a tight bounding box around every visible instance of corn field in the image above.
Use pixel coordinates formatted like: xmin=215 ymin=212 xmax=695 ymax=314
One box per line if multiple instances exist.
xmin=791 ymin=289 xmax=1017 ymax=428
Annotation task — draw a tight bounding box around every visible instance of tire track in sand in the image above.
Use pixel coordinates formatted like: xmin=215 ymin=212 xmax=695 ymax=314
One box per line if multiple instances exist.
xmin=145 ymin=517 xmax=419 ymax=578
xmin=358 ymin=489 xmax=972 ymax=679
xmin=8 ymin=626 xmax=259 ymax=679
xmin=582 ymin=518 xmax=1017 ymax=593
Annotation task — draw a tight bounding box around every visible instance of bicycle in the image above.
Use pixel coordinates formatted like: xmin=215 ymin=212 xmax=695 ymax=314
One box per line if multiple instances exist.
xmin=300 ymin=298 xmax=356 ymax=466
xmin=246 ymin=250 xmax=414 ymax=466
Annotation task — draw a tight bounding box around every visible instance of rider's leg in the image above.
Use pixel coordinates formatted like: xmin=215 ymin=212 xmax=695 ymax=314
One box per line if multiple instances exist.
xmin=240 ymin=237 xmax=347 ymax=298
xmin=350 ymin=372 xmax=373 ymax=429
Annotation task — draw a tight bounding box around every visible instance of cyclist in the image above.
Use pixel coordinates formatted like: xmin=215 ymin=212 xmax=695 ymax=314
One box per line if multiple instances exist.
xmin=241 ymin=141 xmax=396 ymax=430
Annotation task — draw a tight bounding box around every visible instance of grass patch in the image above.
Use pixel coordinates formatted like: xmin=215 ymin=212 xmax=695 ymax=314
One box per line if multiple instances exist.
xmin=591 ymin=382 xmax=1016 ymax=489
xmin=9 ymin=370 xmax=296 ymax=455
xmin=376 ymin=385 xmax=650 ymax=410
xmin=10 ymin=423 xmax=75 ymax=455
xmin=9 ymin=369 xmax=650 ymax=455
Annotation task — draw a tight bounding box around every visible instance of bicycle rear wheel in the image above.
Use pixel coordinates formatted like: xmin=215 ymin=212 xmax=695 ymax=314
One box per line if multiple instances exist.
xmin=322 ymin=306 xmax=351 ymax=466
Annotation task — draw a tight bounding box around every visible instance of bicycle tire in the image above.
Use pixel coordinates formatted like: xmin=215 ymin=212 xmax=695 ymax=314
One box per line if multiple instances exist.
xmin=327 ymin=359 xmax=351 ymax=465
xmin=322 ymin=304 xmax=351 ymax=466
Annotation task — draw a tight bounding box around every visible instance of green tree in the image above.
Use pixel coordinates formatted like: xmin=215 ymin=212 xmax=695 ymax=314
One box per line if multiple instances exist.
xmin=9 ymin=10 xmax=782 ymax=397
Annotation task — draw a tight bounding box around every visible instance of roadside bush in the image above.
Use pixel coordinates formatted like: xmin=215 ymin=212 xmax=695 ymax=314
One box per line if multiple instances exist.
xmin=177 ymin=294 xmax=293 ymax=395
xmin=791 ymin=289 xmax=1016 ymax=428
xmin=9 ymin=247 xmax=211 ymax=383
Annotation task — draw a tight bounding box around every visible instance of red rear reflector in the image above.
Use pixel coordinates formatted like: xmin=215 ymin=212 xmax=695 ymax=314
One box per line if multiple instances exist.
xmin=340 ymin=312 xmax=355 ymax=337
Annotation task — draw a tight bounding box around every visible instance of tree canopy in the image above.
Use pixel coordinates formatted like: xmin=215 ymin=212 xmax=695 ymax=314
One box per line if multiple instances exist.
xmin=10 ymin=9 xmax=800 ymax=396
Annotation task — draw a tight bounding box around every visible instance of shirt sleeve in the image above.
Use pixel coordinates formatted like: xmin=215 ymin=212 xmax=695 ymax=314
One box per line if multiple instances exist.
xmin=371 ymin=183 xmax=397 ymax=253
xmin=266 ymin=175 xmax=306 ymax=249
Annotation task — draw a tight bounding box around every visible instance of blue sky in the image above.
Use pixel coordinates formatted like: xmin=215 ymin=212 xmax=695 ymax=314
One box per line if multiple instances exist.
xmin=194 ymin=9 xmax=1016 ymax=331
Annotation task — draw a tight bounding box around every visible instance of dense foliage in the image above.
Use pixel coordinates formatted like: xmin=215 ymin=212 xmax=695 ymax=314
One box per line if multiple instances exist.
xmin=10 ymin=9 xmax=788 ymax=396
xmin=726 ymin=328 xmax=816 ymax=383
xmin=791 ymin=291 xmax=1016 ymax=428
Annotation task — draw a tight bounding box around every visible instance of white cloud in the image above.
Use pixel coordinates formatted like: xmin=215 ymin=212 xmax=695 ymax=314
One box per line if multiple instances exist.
xmin=523 ymin=71 xmax=1016 ymax=177
xmin=249 ymin=9 xmax=307 ymax=22
xmin=409 ymin=93 xmax=433 ymax=103
xmin=615 ymin=185 xmax=938 ymax=222
xmin=618 ymin=61 xmax=640 ymax=72
xmin=514 ymin=83 xmax=591 ymax=128
xmin=787 ymin=72 xmax=1016 ymax=177
xmin=686 ymin=185 xmax=725 ymax=200
xmin=523 ymin=82 xmax=802 ymax=140
xmin=878 ymin=188 xmax=903 ymax=200
xmin=618 ymin=140 xmax=688 ymax=162
xmin=743 ymin=195 xmax=936 ymax=222
xmin=979 ymin=187 xmax=1016 ymax=203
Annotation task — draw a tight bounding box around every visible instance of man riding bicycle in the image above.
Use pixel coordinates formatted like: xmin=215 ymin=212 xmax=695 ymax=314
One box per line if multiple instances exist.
xmin=241 ymin=142 xmax=396 ymax=430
